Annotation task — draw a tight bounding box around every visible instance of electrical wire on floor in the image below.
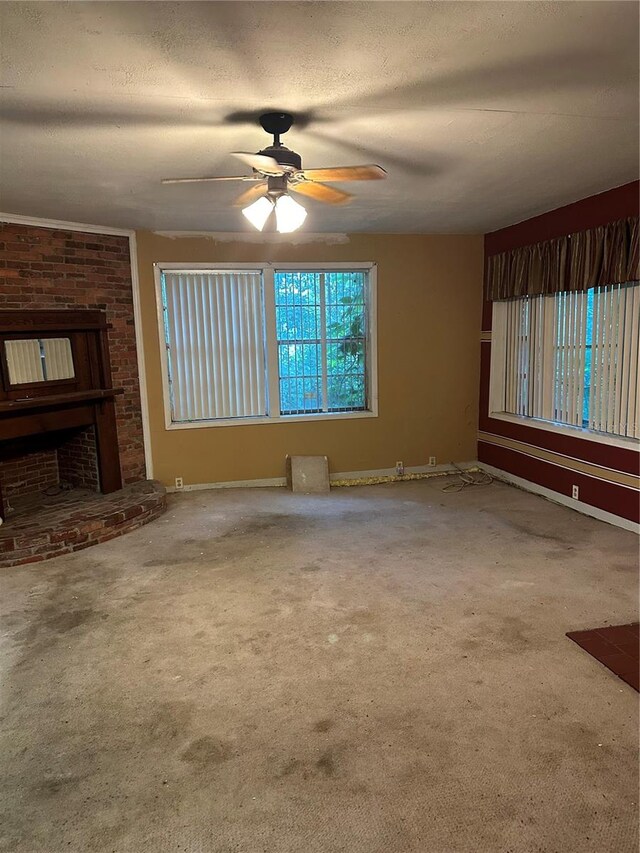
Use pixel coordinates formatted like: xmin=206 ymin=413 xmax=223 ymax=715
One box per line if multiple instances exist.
xmin=441 ymin=463 xmax=494 ymax=493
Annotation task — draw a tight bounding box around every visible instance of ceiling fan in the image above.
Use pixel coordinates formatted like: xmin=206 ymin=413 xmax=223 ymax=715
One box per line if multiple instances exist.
xmin=161 ymin=112 xmax=387 ymax=232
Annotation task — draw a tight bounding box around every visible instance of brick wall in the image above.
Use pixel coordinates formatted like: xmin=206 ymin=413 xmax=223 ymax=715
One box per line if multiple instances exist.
xmin=57 ymin=426 xmax=100 ymax=490
xmin=0 ymin=222 xmax=146 ymax=484
xmin=0 ymin=449 xmax=59 ymax=500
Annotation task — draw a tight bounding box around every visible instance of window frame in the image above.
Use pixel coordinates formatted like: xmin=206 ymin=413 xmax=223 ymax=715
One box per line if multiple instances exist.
xmin=154 ymin=262 xmax=378 ymax=430
xmin=488 ymin=296 xmax=640 ymax=450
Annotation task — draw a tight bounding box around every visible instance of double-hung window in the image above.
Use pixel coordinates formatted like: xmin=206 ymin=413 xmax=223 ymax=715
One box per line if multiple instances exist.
xmin=157 ymin=264 xmax=377 ymax=428
xmin=490 ymin=282 xmax=640 ymax=439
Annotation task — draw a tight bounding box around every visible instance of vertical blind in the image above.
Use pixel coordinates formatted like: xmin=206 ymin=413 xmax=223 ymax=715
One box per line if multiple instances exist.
xmin=4 ymin=337 xmax=74 ymax=384
xmin=40 ymin=338 xmax=75 ymax=380
xmin=589 ymin=284 xmax=639 ymax=436
xmin=5 ymin=339 xmax=44 ymax=384
xmin=162 ymin=271 xmax=267 ymax=421
xmin=494 ymin=282 xmax=640 ymax=439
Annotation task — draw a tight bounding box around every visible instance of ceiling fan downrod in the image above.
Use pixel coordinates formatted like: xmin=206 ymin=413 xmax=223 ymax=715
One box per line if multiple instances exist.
xmin=256 ymin=112 xmax=302 ymax=171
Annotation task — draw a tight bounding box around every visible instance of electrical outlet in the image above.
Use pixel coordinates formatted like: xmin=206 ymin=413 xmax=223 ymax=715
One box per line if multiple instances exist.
xmin=429 ymin=456 xmax=437 ymax=466
xmin=395 ymin=461 xmax=404 ymax=476
xmin=175 ymin=477 xmax=184 ymax=490
xmin=572 ymin=484 xmax=579 ymax=500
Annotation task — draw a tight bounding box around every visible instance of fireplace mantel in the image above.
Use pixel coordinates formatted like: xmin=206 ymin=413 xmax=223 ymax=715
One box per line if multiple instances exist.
xmin=0 ymin=388 xmax=121 ymax=414
xmin=0 ymin=309 xmax=124 ymax=518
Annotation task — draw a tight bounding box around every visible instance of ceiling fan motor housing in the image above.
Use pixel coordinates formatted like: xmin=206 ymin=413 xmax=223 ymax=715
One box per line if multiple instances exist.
xmin=258 ymin=144 xmax=302 ymax=171
xmin=266 ymin=174 xmax=288 ymax=197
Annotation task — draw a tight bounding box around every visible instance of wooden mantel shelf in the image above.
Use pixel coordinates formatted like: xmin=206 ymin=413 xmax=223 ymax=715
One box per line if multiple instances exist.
xmin=0 ymin=388 xmax=124 ymax=414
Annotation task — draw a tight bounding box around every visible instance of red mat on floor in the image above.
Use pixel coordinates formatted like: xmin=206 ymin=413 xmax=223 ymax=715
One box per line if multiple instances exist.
xmin=567 ymin=623 xmax=639 ymax=692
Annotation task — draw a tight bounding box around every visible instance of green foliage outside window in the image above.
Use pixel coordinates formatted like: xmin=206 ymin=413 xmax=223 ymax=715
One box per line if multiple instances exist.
xmin=275 ymin=271 xmax=367 ymax=414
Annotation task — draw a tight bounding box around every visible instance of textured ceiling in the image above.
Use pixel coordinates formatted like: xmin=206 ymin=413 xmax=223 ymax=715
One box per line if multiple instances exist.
xmin=0 ymin=1 xmax=638 ymax=234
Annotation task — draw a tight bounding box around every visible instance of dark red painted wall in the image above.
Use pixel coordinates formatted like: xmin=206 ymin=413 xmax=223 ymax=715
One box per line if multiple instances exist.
xmin=485 ymin=181 xmax=639 ymax=255
xmin=479 ymin=181 xmax=640 ymax=525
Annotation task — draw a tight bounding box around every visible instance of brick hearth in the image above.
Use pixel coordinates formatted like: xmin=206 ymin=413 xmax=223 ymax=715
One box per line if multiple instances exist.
xmin=0 ymin=481 xmax=166 ymax=568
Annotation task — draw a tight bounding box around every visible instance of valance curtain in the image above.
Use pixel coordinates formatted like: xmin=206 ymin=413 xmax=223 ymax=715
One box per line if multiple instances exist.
xmin=487 ymin=216 xmax=639 ymax=301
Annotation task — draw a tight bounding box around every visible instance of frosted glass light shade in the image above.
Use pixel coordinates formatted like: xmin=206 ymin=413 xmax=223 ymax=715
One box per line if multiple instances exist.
xmin=242 ymin=196 xmax=274 ymax=230
xmin=275 ymin=195 xmax=307 ymax=233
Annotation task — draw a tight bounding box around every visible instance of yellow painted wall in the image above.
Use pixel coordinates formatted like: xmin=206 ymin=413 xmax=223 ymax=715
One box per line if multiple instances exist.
xmin=135 ymin=231 xmax=484 ymax=486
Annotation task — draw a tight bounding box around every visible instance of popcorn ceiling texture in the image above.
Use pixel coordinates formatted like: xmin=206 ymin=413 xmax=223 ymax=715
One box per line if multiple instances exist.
xmin=1 ymin=3 xmax=637 ymax=232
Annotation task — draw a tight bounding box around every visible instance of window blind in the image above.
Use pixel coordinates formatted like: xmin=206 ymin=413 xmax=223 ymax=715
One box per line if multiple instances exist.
xmin=589 ymin=284 xmax=639 ymax=437
xmin=41 ymin=338 xmax=75 ymax=380
xmin=493 ymin=282 xmax=640 ymax=439
xmin=5 ymin=339 xmax=44 ymax=384
xmin=162 ymin=271 xmax=267 ymax=422
xmin=554 ymin=290 xmax=589 ymax=427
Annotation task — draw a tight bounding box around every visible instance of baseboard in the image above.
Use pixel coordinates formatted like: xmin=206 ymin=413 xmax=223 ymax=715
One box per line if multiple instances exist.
xmin=168 ymin=476 xmax=287 ymax=493
xmin=331 ymin=461 xmax=477 ymax=482
xmin=165 ymin=461 xmax=478 ymax=494
xmin=479 ymin=463 xmax=639 ymax=534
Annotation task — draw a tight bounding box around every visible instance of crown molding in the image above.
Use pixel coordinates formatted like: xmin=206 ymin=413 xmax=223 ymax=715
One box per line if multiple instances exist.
xmin=0 ymin=211 xmax=133 ymax=237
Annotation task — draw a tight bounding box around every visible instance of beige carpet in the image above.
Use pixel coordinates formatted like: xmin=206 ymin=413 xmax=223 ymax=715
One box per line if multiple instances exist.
xmin=1 ymin=478 xmax=638 ymax=852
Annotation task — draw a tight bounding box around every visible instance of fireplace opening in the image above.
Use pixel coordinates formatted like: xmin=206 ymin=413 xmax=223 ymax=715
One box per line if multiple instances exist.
xmin=0 ymin=425 xmax=100 ymax=516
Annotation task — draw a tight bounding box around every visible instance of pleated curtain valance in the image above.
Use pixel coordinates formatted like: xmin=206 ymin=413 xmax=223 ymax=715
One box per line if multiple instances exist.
xmin=487 ymin=216 xmax=639 ymax=301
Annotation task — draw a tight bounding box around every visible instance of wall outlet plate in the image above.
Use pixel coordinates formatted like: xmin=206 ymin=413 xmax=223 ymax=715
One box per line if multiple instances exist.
xmin=175 ymin=477 xmax=184 ymax=489
xmin=572 ymin=484 xmax=579 ymax=500
xmin=395 ymin=461 xmax=404 ymax=475
xmin=429 ymin=456 xmax=437 ymax=466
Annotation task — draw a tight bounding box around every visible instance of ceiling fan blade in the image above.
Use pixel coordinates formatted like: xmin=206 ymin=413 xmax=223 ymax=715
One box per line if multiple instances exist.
xmin=161 ymin=175 xmax=261 ymax=185
xmin=231 ymin=151 xmax=286 ymax=175
xmin=290 ymin=182 xmax=353 ymax=205
xmin=299 ymin=165 xmax=387 ymax=182
xmin=233 ymin=182 xmax=268 ymax=207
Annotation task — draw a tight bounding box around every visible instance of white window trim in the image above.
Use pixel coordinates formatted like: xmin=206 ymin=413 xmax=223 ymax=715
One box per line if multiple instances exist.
xmin=153 ymin=262 xmax=378 ymax=430
xmin=488 ymin=412 xmax=639 ymax=451
xmin=488 ymin=301 xmax=640 ymax=451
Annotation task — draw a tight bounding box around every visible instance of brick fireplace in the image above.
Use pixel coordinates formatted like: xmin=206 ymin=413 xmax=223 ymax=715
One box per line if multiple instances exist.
xmin=0 ymin=221 xmax=146 ymax=488
xmin=0 ymin=220 xmax=165 ymax=565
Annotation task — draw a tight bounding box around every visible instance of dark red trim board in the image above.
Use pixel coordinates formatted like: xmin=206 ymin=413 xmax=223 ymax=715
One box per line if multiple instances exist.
xmin=479 ymin=441 xmax=639 ymax=524
xmin=480 ymin=422 xmax=639 ymax=477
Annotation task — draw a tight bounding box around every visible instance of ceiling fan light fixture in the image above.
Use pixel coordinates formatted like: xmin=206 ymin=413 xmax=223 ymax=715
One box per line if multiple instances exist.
xmin=275 ymin=194 xmax=307 ymax=233
xmin=241 ymin=195 xmax=274 ymax=231
xmin=163 ymin=114 xmax=387 ymax=226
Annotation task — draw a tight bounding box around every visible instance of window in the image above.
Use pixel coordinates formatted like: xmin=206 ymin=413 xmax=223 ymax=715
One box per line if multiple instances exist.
xmin=157 ymin=264 xmax=376 ymax=427
xmin=490 ymin=282 xmax=640 ymax=439
xmin=162 ymin=270 xmax=267 ymax=421
xmin=275 ymin=270 xmax=368 ymax=415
